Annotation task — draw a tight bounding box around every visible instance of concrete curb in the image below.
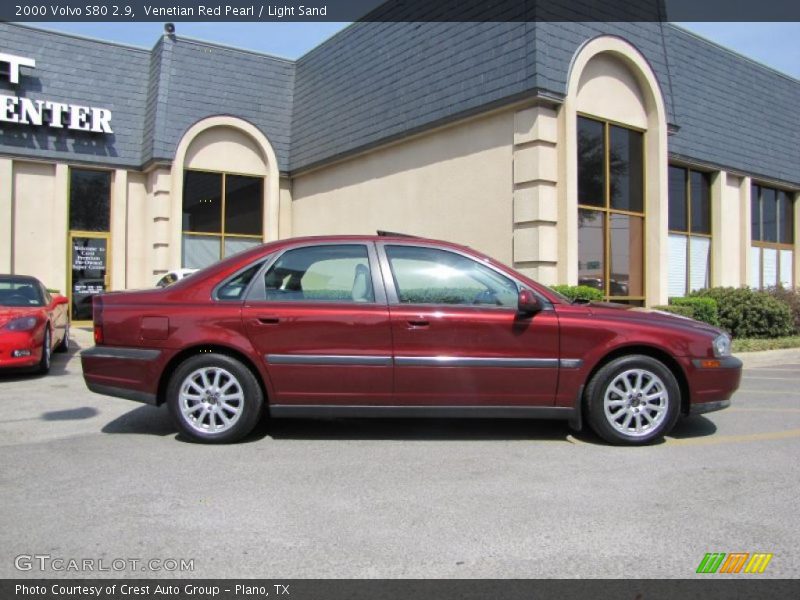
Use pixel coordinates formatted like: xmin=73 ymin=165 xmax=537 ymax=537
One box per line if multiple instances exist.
xmin=736 ymin=348 xmax=800 ymax=368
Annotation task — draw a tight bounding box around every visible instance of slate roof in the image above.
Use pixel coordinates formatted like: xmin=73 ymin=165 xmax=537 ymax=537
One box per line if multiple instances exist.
xmin=0 ymin=20 xmax=797 ymax=186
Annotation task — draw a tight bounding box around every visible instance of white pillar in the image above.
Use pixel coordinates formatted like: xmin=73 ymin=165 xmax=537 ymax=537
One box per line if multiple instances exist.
xmin=110 ymin=169 xmax=128 ymax=290
xmin=52 ymin=164 xmax=69 ymax=294
xmin=0 ymin=158 xmax=12 ymax=273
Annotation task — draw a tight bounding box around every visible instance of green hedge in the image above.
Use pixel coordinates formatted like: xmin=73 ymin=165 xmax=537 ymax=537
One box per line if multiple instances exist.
xmin=550 ymin=285 xmax=604 ymax=303
xmin=764 ymin=286 xmax=800 ymax=334
xmin=690 ymin=287 xmax=794 ymax=339
xmin=668 ymin=296 xmax=719 ymax=326
xmin=652 ymin=304 xmax=694 ymax=319
xmin=399 ymin=288 xmax=484 ymax=305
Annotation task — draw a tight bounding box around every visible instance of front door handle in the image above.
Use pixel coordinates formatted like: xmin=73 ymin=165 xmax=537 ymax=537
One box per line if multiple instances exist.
xmin=255 ymin=315 xmax=281 ymax=325
xmin=407 ymin=319 xmax=429 ymax=328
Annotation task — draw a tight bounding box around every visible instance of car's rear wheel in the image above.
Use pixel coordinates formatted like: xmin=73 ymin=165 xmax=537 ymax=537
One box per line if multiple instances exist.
xmin=585 ymin=354 xmax=680 ymax=445
xmin=166 ymin=353 xmax=264 ymax=444
xmin=37 ymin=327 xmax=51 ymax=374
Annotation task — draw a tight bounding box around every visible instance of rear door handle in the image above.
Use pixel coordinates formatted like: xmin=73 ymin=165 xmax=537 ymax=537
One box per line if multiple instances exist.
xmin=255 ymin=315 xmax=281 ymax=325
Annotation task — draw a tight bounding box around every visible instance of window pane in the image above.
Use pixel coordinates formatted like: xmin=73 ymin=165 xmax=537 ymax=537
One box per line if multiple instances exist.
xmin=778 ymin=191 xmax=794 ymax=244
xmin=386 ymin=246 xmax=517 ymax=307
xmin=609 ymin=126 xmax=643 ymax=213
xmin=578 ymin=209 xmax=605 ymax=294
xmin=183 ymin=171 xmax=222 ymax=233
xmin=224 ymin=237 xmax=261 ymax=258
xmin=750 ymin=247 xmax=761 ymax=289
xmin=668 ymin=166 xmax=688 ymax=232
xmin=689 ymin=235 xmax=711 ymax=292
xmin=779 ymin=250 xmax=793 ymax=288
xmin=69 ymin=169 xmax=111 ymax=232
xmin=264 ymin=245 xmax=373 ymax=303
xmin=690 ymin=171 xmax=711 ymax=234
xmin=751 ymin=185 xmax=761 ymax=242
xmin=182 ymin=234 xmax=220 ymax=269
xmin=667 ymin=234 xmax=688 ymax=298
xmin=763 ymin=247 xmax=778 ymax=287
xmin=217 ymin=262 xmax=262 ymax=301
xmin=225 ymin=175 xmax=263 ymax=236
xmin=609 ymin=214 xmax=644 ymax=297
xmin=762 ymin=187 xmax=777 ymax=243
xmin=577 ymin=117 xmax=605 ymax=207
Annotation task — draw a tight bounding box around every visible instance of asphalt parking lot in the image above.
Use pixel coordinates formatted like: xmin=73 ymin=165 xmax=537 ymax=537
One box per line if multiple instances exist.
xmin=1 ymin=329 xmax=798 ymax=579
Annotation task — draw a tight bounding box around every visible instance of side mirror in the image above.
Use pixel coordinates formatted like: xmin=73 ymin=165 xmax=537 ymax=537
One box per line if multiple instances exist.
xmin=517 ymin=289 xmax=541 ymax=315
xmin=54 ymin=295 xmax=69 ymax=306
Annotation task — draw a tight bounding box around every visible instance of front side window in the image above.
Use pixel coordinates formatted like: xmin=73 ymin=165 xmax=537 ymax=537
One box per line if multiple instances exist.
xmin=751 ymin=184 xmax=795 ymax=288
xmin=668 ymin=166 xmax=712 ymax=297
xmin=260 ymin=245 xmax=374 ymax=303
xmin=182 ymin=170 xmax=264 ymax=269
xmin=385 ymin=245 xmax=518 ymax=307
xmin=577 ymin=116 xmax=645 ymax=303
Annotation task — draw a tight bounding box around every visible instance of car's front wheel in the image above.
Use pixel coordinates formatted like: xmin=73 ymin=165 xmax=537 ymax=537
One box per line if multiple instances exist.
xmin=166 ymin=353 xmax=264 ymax=443
xmin=585 ymin=354 xmax=681 ymax=445
xmin=37 ymin=327 xmax=51 ymax=374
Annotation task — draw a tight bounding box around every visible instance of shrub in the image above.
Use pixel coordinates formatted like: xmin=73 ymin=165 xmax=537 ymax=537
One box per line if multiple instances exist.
xmin=690 ymin=287 xmax=794 ymax=339
xmin=550 ymin=285 xmax=604 ymax=303
xmin=668 ymin=296 xmax=719 ymax=326
xmin=652 ymin=304 xmax=694 ymax=319
xmin=764 ymin=286 xmax=800 ymax=334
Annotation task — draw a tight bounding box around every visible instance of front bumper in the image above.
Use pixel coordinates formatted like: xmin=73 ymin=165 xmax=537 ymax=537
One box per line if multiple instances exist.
xmin=0 ymin=331 xmax=42 ymax=369
xmin=686 ymin=355 xmax=742 ymax=415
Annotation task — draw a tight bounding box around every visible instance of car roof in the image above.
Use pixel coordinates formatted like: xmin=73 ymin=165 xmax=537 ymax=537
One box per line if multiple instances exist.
xmin=0 ymin=274 xmax=40 ymax=283
xmin=272 ymin=234 xmax=466 ymax=249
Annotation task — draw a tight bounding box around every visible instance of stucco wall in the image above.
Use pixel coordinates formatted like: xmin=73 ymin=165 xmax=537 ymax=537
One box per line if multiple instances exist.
xmin=291 ymin=110 xmax=515 ymax=266
xmin=11 ymin=161 xmax=62 ymax=290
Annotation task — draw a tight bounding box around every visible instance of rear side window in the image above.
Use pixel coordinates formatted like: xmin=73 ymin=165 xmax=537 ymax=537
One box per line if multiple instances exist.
xmin=216 ymin=262 xmax=262 ymax=301
xmin=385 ymin=245 xmax=518 ymax=307
xmin=260 ymin=245 xmax=375 ymax=303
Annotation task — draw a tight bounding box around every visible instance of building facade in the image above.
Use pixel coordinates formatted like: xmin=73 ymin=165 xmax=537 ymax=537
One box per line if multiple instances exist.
xmin=1 ymin=18 xmax=798 ymax=321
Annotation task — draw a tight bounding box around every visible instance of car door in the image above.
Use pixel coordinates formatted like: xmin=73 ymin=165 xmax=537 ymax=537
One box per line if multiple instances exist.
xmin=242 ymin=242 xmax=394 ymax=406
xmin=378 ymin=243 xmax=560 ymax=407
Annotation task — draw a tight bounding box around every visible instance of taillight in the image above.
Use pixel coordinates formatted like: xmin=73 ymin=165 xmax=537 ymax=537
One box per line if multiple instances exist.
xmin=92 ymin=295 xmax=104 ymax=345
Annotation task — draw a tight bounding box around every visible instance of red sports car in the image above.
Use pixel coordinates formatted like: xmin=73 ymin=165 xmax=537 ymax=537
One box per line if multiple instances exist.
xmin=0 ymin=275 xmax=70 ymax=374
xmin=81 ymin=235 xmax=741 ymax=445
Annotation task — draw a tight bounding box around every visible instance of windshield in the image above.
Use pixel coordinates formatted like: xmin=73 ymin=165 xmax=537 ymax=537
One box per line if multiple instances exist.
xmin=0 ymin=278 xmax=45 ymax=307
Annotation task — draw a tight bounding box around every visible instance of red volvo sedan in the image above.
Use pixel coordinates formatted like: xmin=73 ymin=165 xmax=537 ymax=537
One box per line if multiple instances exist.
xmin=81 ymin=235 xmax=741 ymax=445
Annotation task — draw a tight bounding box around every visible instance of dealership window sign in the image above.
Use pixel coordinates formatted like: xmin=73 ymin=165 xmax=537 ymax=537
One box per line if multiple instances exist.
xmin=0 ymin=52 xmax=113 ymax=133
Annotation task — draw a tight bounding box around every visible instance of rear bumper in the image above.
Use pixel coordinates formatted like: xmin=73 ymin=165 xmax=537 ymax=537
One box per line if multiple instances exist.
xmin=81 ymin=346 xmax=163 ymax=404
xmin=686 ymin=356 xmax=742 ymax=415
xmin=85 ymin=381 xmax=158 ymax=405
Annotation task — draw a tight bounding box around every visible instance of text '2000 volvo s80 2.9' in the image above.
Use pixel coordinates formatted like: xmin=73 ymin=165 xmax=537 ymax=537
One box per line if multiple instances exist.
xmin=81 ymin=234 xmax=741 ymax=445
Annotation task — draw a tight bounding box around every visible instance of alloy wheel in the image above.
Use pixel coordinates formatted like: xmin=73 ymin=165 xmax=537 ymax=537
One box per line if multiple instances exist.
xmin=602 ymin=368 xmax=669 ymax=438
xmin=178 ymin=367 xmax=245 ymax=434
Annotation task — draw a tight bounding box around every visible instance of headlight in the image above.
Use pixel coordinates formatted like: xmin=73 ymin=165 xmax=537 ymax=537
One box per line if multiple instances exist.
xmin=712 ymin=333 xmax=731 ymax=358
xmin=5 ymin=316 xmax=38 ymax=331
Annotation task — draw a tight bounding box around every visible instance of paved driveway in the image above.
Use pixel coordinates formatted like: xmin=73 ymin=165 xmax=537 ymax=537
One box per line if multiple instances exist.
xmin=1 ymin=330 xmax=798 ymax=578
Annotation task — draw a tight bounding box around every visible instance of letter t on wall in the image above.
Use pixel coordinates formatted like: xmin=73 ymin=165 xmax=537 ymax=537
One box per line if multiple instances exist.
xmin=0 ymin=53 xmax=36 ymax=84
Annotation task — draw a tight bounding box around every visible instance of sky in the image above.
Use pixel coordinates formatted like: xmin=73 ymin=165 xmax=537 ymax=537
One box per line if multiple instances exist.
xmin=18 ymin=21 xmax=800 ymax=79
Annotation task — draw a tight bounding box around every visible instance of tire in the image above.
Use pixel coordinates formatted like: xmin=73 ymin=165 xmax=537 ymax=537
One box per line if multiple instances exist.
xmin=37 ymin=327 xmax=52 ymax=374
xmin=166 ymin=353 xmax=264 ymax=444
xmin=585 ymin=354 xmax=681 ymax=446
xmin=54 ymin=322 xmax=70 ymax=353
